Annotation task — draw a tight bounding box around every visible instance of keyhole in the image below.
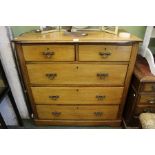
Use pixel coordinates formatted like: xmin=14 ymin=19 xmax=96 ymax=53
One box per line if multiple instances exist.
xmin=105 ymin=48 xmax=106 ymax=51
xmin=76 ymin=89 xmax=79 ymax=92
xmin=76 ymin=66 xmax=79 ymax=69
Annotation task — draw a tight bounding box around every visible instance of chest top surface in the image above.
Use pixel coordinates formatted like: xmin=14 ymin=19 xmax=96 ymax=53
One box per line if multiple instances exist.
xmin=13 ymin=31 xmax=141 ymax=43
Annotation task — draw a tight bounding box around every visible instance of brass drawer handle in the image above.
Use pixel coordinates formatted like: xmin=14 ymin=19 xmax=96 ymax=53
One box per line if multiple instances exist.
xmin=99 ymin=52 xmax=111 ymax=58
xmin=147 ymin=99 xmax=155 ymax=104
xmin=94 ymin=112 xmax=103 ymax=117
xmin=49 ymin=95 xmax=60 ymax=100
xmin=51 ymin=111 xmax=61 ymax=117
xmin=46 ymin=73 xmax=57 ymax=80
xmin=96 ymin=95 xmax=106 ymax=100
xmin=97 ymin=73 xmax=108 ymax=79
xmin=42 ymin=51 xmax=55 ymax=58
xmin=143 ymin=108 xmax=155 ymax=113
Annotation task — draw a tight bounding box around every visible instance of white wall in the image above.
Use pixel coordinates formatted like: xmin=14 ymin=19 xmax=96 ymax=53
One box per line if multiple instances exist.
xmin=0 ymin=26 xmax=29 ymax=125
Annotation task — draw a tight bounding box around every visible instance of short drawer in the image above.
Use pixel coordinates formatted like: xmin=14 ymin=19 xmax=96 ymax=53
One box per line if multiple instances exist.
xmin=79 ymin=45 xmax=132 ymax=61
xmin=139 ymin=94 xmax=155 ymax=105
xmin=36 ymin=105 xmax=119 ymax=120
xmin=22 ymin=44 xmax=75 ymax=61
xmin=142 ymin=83 xmax=155 ymax=92
xmin=32 ymin=87 xmax=123 ymax=105
xmin=135 ymin=105 xmax=155 ymax=115
xmin=27 ymin=64 xmax=127 ymax=85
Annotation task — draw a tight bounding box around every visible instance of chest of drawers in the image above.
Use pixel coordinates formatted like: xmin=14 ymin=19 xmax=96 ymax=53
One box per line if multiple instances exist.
xmin=124 ymin=55 xmax=155 ymax=127
xmin=13 ymin=31 xmax=141 ymax=126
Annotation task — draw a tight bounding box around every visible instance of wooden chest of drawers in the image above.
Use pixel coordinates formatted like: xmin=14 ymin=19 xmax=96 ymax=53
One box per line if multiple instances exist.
xmin=124 ymin=55 xmax=155 ymax=127
xmin=13 ymin=31 xmax=141 ymax=126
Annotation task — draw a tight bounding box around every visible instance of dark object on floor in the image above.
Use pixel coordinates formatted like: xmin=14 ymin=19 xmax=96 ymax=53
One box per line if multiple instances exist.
xmin=0 ymin=60 xmax=23 ymax=129
xmin=124 ymin=55 xmax=155 ymax=128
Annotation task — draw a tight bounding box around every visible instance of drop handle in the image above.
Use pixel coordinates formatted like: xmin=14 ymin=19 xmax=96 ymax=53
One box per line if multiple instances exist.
xmin=46 ymin=73 xmax=57 ymax=80
xmin=143 ymin=108 xmax=154 ymax=113
xmin=99 ymin=52 xmax=111 ymax=58
xmin=51 ymin=111 xmax=61 ymax=117
xmin=49 ymin=95 xmax=60 ymax=100
xmin=94 ymin=112 xmax=103 ymax=117
xmin=42 ymin=51 xmax=55 ymax=58
xmin=96 ymin=95 xmax=106 ymax=100
xmin=97 ymin=73 xmax=108 ymax=79
xmin=147 ymin=99 xmax=155 ymax=104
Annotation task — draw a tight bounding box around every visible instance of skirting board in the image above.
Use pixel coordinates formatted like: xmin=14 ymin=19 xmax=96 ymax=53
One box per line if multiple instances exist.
xmin=34 ymin=119 xmax=122 ymax=127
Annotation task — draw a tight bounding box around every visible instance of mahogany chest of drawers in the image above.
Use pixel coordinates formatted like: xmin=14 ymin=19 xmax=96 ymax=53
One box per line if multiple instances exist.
xmin=13 ymin=31 xmax=141 ymax=126
xmin=124 ymin=55 xmax=155 ymax=127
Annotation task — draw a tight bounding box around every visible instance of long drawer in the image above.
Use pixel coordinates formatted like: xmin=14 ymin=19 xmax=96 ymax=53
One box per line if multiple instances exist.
xmin=32 ymin=87 xmax=123 ymax=105
xmin=135 ymin=105 xmax=155 ymax=114
xmin=27 ymin=64 xmax=127 ymax=85
xmin=141 ymin=83 xmax=155 ymax=92
xmin=139 ymin=94 xmax=155 ymax=105
xmin=79 ymin=45 xmax=132 ymax=61
xmin=36 ymin=105 xmax=119 ymax=120
xmin=22 ymin=45 xmax=75 ymax=61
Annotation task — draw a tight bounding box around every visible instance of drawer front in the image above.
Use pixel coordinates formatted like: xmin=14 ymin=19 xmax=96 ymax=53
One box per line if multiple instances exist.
xmin=139 ymin=95 xmax=155 ymax=105
xmin=32 ymin=87 xmax=123 ymax=105
xmin=135 ymin=105 xmax=155 ymax=115
xmin=22 ymin=45 xmax=75 ymax=61
xmin=79 ymin=45 xmax=132 ymax=61
xmin=36 ymin=105 xmax=119 ymax=120
xmin=142 ymin=83 xmax=155 ymax=92
xmin=27 ymin=64 xmax=127 ymax=85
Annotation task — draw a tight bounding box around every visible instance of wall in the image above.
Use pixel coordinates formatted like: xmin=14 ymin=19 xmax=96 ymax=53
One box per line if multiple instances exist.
xmin=120 ymin=26 xmax=146 ymax=39
xmin=11 ymin=26 xmax=39 ymax=37
xmin=11 ymin=26 xmax=146 ymax=39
